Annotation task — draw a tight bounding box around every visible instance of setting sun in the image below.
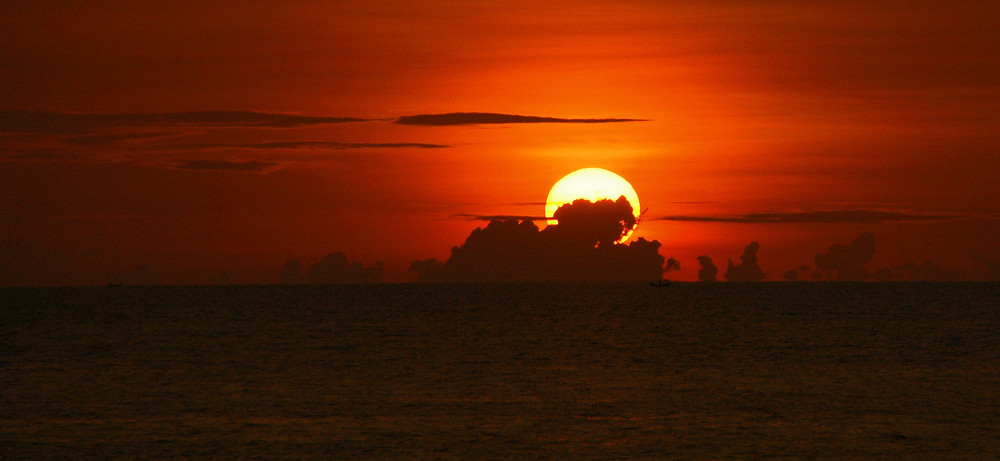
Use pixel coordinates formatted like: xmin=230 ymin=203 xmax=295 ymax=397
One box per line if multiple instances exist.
xmin=546 ymin=168 xmax=641 ymax=242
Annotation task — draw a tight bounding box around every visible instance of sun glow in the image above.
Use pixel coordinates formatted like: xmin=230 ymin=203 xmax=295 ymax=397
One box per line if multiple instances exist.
xmin=545 ymin=168 xmax=641 ymax=242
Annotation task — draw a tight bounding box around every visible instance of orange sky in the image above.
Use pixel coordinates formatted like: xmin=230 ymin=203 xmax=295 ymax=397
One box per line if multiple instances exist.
xmin=2 ymin=1 xmax=999 ymax=284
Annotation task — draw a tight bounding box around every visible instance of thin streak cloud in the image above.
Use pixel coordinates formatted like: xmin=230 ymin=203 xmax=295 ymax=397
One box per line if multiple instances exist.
xmin=175 ymin=160 xmax=279 ymax=173
xmin=0 ymin=110 xmax=370 ymax=134
xmin=170 ymin=141 xmax=451 ymax=150
xmin=453 ymin=213 xmax=548 ymax=222
xmin=655 ymin=210 xmax=958 ymax=224
xmin=396 ymin=112 xmax=647 ymax=126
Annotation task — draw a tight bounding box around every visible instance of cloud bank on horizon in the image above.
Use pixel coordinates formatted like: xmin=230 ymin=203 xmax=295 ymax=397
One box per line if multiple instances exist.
xmin=411 ymin=198 xmax=663 ymax=282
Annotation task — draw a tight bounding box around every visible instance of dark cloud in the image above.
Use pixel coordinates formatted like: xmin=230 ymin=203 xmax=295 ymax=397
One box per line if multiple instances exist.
xmin=549 ymin=196 xmax=638 ymax=247
xmin=697 ymin=256 xmax=718 ymax=282
xmin=782 ymin=266 xmax=813 ymax=281
xmin=454 ymin=213 xmax=548 ymax=222
xmin=409 ymin=258 xmax=445 ymax=283
xmin=305 ymin=252 xmax=382 ymax=283
xmin=279 ymin=259 xmax=305 ymax=283
xmin=417 ymin=198 xmax=663 ymax=282
xmin=2 ymin=149 xmax=80 ymax=162
xmin=804 ymin=232 xmax=968 ymax=281
xmin=62 ymin=131 xmax=176 ymax=146
xmin=0 ymin=110 xmax=369 ymax=134
xmin=656 ymin=209 xmax=955 ymax=224
xmin=395 ymin=112 xmax=647 ymax=126
xmin=879 ymin=261 xmax=961 ymax=282
xmin=169 ymin=141 xmax=450 ymax=150
xmin=665 ymin=258 xmax=681 ymax=272
xmin=725 ymin=242 xmax=765 ymax=281
xmin=814 ymin=232 xmax=876 ymax=281
xmin=175 ymin=160 xmax=279 ymax=172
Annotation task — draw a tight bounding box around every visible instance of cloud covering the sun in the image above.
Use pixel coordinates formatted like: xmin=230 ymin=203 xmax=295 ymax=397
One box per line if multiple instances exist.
xmin=411 ymin=198 xmax=664 ymax=282
xmin=395 ymin=112 xmax=647 ymax=126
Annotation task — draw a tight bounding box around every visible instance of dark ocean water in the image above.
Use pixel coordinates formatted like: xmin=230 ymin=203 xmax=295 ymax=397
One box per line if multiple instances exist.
xmin=2 ymin=282 xmax=999 ymax=459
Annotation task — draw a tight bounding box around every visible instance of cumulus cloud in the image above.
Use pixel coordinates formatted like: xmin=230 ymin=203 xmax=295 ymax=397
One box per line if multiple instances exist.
xmin=886 ymin=260 xmax=961 ymax=281
xmin=814 ymin=231 xmax=876 ymax=281
xmin=409 ymin=258 xmax=445 ymax=282
xmin=0 ymin=110 xmax=369 ymax=134
xmin=782 ymin=266 xmax=813 ymax=281
xmin=305 ymin=252 xmax=382 ymax=283
xmin=416 ymin=197 xmax=663 ymax=282
xmin=175 ymin=160 xmax=279 ymax=172
xmin=656 ymin=209 xmax=955 ymax=224
xmin=725 ymin=242 xmax=766 ymax=281
xmin=279 ymin=259 xmax=305 ymax=283
xmin=665 ymin=258 xmax=681 ymax=272
xmin=697 ymin=255 xmax=718 ymax=282
xmin=396 ymin=112 xmax=646 ymax=126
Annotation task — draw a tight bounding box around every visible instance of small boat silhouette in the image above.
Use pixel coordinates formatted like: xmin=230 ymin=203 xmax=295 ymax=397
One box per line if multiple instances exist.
xmin=650 ymin=279 xmax=671 ymax=287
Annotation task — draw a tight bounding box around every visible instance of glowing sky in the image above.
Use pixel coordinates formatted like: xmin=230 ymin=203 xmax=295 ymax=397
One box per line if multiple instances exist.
xmin=2 ymin=1 xmax=999 ymax=284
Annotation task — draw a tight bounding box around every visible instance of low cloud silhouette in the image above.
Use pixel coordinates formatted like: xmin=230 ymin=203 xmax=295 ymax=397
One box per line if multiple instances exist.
xmin=814 ymin=231 xmax=876 ymax=281
xmin=279 ymin=259 xmax=305 ymax=283
xmin=415 ymin=197 xmax=663 ymax=282
xmin=656 ymin=210 xmax=955 ymax=224
xmin=175 ymin=160 xmax=279 ymax=172
xmin=725 ymin=242 xmax=765 ymax=281
xmin=0 ymin=110 xmax=369 ymax=134
xmin=396 ymin=112 xmax=646 ymax=126
xmin=877 ymin=260 xmax=961 ymax=281
xmin=305 ymin=252 xmax=382 ymax=283
xmin=782 ymin=266 xmax=814 ymax=281
xmin=409 ymin=258 xmax=445 ymax=282
xmin=802 ymin=232 xmax=970 ymax=281
xmin=697 ymin=256 xmax=718 ymax=281
xmin=665 ymin=258 xmax=681 ymax=273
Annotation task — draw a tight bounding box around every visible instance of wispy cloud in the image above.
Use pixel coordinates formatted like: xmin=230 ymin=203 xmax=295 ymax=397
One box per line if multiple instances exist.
xmin=169 ymin=141 xmax=450 ymax=150
xmin=654 ymin=210 xmax=957 ymax=224
xmin=453 ymin=213 xmax=548 ymax=222
xmin=62 ymin=131 xmax=176 ymax=146
xmin=174 ymin=160 xmax=280 ymax=173
xmin=396 ymin=112 xmax=647 ymax=126
xmin=0 ymin=110 xmax=370 ymax=134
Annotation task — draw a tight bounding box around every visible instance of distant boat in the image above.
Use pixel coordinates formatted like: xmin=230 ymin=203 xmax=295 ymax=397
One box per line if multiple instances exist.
xmin=650 ymin=279 xmax=671 ymax=287
xmin=106 ymin=282 xmax=123 ymax=287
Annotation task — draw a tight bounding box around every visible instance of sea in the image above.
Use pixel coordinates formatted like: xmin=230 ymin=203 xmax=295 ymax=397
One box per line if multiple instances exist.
xmin=2 ymin=282 xmax=999 ymax=459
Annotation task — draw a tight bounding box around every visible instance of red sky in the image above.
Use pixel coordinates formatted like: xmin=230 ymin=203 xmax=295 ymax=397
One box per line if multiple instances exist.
xmin=2 ymin=1 xmax=999 ymax=284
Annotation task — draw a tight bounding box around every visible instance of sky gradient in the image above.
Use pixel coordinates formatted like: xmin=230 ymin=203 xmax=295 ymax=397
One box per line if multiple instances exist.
xmin=2 ymin=1 xmax=999 ymax=284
